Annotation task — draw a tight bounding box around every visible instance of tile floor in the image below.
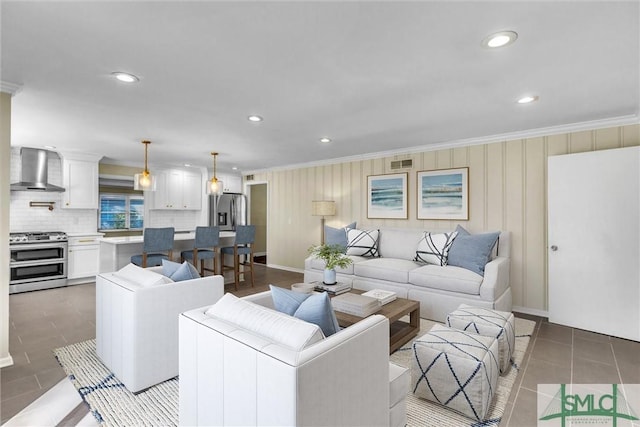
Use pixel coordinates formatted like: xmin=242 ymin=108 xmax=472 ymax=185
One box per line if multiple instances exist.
xmin=1 ymin=264 xmax=639 ymax=426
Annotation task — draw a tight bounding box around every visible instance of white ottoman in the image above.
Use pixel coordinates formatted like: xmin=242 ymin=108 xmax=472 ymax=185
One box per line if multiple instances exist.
xmin=446 ymin=304 xmax=516 ymax=375
xmin=412 ymin=324 xmax=499 ymax=422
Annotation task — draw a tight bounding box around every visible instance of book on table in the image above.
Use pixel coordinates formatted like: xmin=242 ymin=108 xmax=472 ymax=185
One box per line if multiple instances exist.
xmin=331 ymin=292 xmax=381 ymax=317
xmin=312 ymin=281 xmax=352 ymax=295
xmin=361 ymin=289 xmax=397 ymax=305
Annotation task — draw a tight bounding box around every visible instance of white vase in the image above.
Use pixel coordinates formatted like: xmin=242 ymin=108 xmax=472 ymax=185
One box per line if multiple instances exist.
xmin=323 ymin=268 xmax=337 ymax=285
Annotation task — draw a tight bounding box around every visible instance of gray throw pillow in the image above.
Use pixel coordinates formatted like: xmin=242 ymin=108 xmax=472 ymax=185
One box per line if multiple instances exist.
xmin=447 ymin=226 xmax=499 ymax=276
xmin=324 ymin=221 xmax=356 ymax=252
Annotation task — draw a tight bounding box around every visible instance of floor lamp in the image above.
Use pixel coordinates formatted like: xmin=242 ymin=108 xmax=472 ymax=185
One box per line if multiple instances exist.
xmin=311 ymin=200 xmax=336 ymax=244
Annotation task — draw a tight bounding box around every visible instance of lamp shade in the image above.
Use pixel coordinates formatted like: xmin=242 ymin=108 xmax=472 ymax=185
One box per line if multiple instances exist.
xmin=207 ymin=178 xmax=224 ymax=196
xmin=311 ymin=200 xmax=336 ymax=216
xmin=133 ymin=140 xmax=156 ymax=191
xmin=133 ymin=172 xmax=157 ymax=191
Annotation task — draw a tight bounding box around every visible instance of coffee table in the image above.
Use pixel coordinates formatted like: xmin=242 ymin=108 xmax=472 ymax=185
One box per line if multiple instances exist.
xmin=333 ymin=289 xmax=420 ymax=353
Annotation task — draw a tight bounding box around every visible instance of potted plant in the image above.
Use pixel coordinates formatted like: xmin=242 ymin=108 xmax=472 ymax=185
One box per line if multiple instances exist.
xmin=308 ymin=244 xmax=353 ymax=285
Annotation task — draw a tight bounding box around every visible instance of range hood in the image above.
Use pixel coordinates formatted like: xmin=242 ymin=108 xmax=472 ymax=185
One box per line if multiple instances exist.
xmin=10 ymin=147 xmax=66 ymax=192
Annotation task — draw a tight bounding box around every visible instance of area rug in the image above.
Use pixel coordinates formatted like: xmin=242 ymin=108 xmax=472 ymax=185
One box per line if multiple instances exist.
xmin=54 ymin=318 xmax=534 ymax=427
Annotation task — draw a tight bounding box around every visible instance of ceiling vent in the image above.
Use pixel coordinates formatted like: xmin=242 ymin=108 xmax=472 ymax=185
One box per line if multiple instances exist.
xmin=390 ymin=159 xmax=413 ymax=170
xmin=245 ymin=174 xmax=254 ymax=181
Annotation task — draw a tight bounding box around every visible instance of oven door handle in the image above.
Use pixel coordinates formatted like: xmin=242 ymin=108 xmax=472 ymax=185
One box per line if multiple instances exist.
xmin=10 ymin=257 xmax=67 ymax=267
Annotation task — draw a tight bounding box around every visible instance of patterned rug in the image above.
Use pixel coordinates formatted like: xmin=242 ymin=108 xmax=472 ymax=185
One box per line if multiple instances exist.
xmin=54 ymin=317 xmax=534 ymax=427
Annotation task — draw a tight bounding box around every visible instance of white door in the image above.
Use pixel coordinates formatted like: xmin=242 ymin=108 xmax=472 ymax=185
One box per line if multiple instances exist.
xmin=548 ymin=146 xmax=639 ymax=341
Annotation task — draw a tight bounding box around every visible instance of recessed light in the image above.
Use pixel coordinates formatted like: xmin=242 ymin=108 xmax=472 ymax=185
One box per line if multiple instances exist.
xmin=517 ymin=95 xmax=539 ymax=104
xmin=481 ymin=31 xmax=518 ymax=49
xmin=232 ymin=166 xmax=238 ymax=171
xmin=184 ymin=163 xmax=192 ymax=167
xmin=248 ymin=115 xmax=263 ymax=122
xmin=319 ymin=137 xmax=331 ymax=143
xmin=43 ymin=145 xmax=56 ymax=150
xmin=111 ymin=72 xmax=139 ymax=83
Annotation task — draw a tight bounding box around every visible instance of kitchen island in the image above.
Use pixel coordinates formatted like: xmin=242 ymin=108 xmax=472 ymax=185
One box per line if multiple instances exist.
xmin=99 ymin=231 xmax=236 ymax=273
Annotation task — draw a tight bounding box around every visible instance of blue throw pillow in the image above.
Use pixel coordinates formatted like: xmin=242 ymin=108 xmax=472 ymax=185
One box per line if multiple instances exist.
xmin=169 ymin=261 xmax=201 ymax=282
xmin=447 ymin=226 xmax=500 ymax=276
xmin=270 ymin=285 xmax=311 ymax=315
xmin=162 ymin=259 xmax=182 ymax=277
xmin=324 ymin=222 xmax=357 ymax=252
xmin=270 ymin=285 xmax=340 ymax=336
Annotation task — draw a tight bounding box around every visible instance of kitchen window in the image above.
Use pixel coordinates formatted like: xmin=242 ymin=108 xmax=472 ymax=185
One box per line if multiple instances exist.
xmin=99 ymin=194 xmax=144 ymax=231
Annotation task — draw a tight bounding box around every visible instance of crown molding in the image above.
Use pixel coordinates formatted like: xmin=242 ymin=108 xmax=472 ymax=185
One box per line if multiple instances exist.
xmin=0 ymin=81 xmax=22 ymax=96
xmin=244 ymin=114 xmax=640 ymax=175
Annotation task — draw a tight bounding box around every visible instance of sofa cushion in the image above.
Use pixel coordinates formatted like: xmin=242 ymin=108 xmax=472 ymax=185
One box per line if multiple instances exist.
xmin=378 ymin=228 xmax=424 ymax=260
xmin=306 ymin=254 xmax=368 ymax=275
xmin=270 ymin=285 xmax=341 ymax=337
xmin=354 ymin=258 xmax=421 ymax=284
xmin=409 ymin=264 xmax=483 ymax=295
xmin=113 ymin=263 xmax=173 ymax=287
xmin=205 ymin=293 xmax=325 ymax=351
xmin=448 ymin=226 xmax=500 ymax=276
xmin=346 ymin=229 xmax=380 ymax=257
xmin=325 ymin=221 xmax=356 ymax=252
xmin=414 ymin=231 xmax=458 ymax=266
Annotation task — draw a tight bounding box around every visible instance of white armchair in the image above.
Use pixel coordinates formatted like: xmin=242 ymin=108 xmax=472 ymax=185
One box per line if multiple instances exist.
xmin=179 ymin=290 xmax=406 ymax=427
xmin=96 ymin=265 xmax=224 ymax=393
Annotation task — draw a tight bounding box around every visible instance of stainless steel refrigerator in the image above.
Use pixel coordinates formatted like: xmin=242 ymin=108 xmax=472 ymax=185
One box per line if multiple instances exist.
xmin=209 ymin=193 xmax=247 ymax=231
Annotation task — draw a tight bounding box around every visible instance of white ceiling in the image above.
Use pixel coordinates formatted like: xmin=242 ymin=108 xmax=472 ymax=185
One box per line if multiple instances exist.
xmin=2 ymin=1 xmax=638 ymax=174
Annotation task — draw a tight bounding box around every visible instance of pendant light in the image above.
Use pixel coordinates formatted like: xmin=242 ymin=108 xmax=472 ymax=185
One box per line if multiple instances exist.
xmin=133 ymin=140 xmax=157 ymax=191
xmin=207 ymin=151 xmax=224 ymax=195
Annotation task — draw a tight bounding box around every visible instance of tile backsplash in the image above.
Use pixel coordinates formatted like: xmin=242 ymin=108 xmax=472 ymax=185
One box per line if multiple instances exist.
xmin=10 ymin=148 xmax=98 ymax=233
xmin=10 ymin=147 xmax=203 ymax=233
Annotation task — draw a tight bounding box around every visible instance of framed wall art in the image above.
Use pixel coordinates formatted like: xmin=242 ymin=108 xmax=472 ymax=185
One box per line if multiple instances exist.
xmin=417 ymin=167 xmax=469 ymax=220
xmin=367 ymin=173 xmax=408 ymax=219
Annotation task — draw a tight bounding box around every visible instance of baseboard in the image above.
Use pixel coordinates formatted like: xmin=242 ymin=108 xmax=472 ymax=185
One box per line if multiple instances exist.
xmin=265 ymin=263 xmax=304 ymax=274
xmin=513 ymin=305 xmax=548 ymax=319
xmin=253 ymin=252 xmax=267 ymax=257
xmin=0 ymin=353 xmax=14 ymax=368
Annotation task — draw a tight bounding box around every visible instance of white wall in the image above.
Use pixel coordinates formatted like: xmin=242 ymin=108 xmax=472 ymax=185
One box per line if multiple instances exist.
xmin=252 ymin=124 xmax=640 ymax=315
xmin=1 ymin=92 xmax=14 ymax=367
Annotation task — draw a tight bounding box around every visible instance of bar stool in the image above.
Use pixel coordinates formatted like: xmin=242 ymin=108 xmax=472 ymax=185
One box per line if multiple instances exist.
xmin=131 ymin=227 xmax=175 ymax=268
xmin=181 ymin=226 xmax=220 ymax=276
xmin=221 ymin=225 xmax=255 ymax=290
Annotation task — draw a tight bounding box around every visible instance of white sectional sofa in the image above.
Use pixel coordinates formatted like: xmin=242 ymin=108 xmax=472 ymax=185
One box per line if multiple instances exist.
xmin=304 ymin=228 xmax=511 ymax=322
xmin=179 ymin=290 xmax=409 ymax=427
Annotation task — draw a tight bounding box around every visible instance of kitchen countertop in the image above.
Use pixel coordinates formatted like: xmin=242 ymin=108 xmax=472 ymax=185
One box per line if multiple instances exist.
xmin=67 ymin=232 xmax=105 ymax=237
xmin=100 ymin=230 xmax=235 ymax=245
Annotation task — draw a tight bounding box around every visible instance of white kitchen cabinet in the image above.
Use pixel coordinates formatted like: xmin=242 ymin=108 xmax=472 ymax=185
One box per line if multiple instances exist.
xmin=62 ymin=158 xmax=99 ymax=209
xmin=68 ymin=234 xmax=102 ymax=283
xmin=153 ymin=169 xmax=202 ymax=210
xmin=218 ymin=173 xmax=243 ymax=193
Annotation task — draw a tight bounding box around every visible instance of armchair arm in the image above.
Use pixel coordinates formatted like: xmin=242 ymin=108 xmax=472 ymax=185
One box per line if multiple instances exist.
xmin=479 ymin=256 xmax=510 ymax=301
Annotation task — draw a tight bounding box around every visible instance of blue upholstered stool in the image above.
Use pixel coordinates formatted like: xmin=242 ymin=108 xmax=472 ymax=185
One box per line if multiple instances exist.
xmin=221 ymin=225 xmax=255 ymax=290
xmin=181 ymin=226 xmax=220 ymax=276
xmin=131 ymin=227 xmax=175 ymax=268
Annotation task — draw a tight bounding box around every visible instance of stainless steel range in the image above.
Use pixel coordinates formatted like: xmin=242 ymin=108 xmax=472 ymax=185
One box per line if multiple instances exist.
xmin=9 ymin=231 xmax=68 ymax=294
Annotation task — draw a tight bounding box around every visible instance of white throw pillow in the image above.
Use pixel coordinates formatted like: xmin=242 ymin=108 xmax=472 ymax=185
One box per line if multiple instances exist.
xmin=205 ymin=293 xmax=325 ymax=351
xmin=414 ymin=231 xmax=458 ymax=266
xmin=112 ymin=263 xmax=173 ymax=287
xmin=346 ymin=229 xmax=380 ymax=257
